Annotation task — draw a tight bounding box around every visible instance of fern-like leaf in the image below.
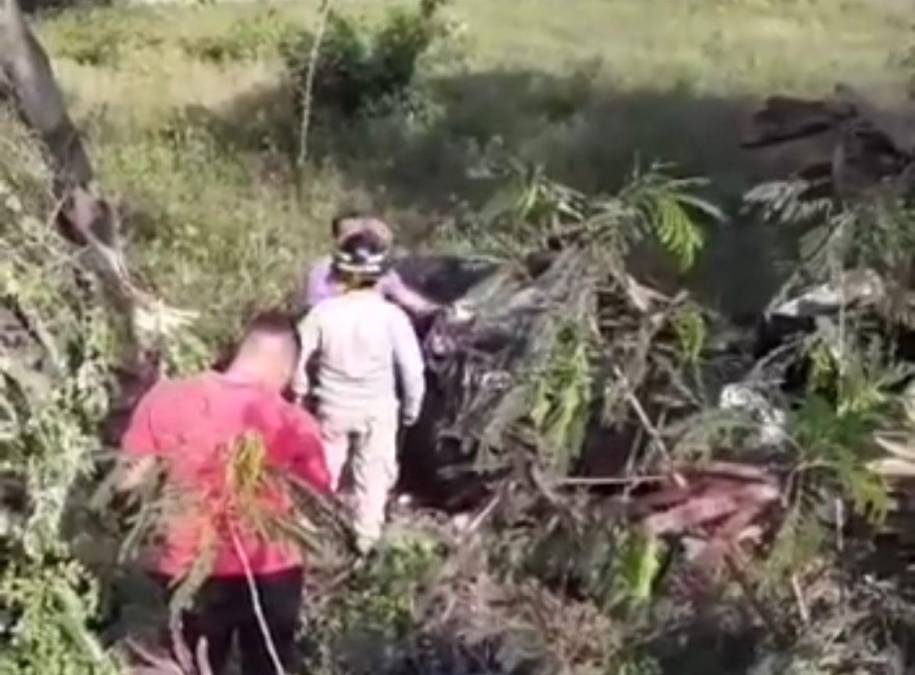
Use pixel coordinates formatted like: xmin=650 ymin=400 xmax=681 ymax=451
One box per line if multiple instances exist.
xmin=653 ymin=195 xmax=705 ymax=270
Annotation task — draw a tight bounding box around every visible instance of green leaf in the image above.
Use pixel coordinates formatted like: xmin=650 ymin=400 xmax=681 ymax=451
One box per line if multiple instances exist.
xmin=652 ymin=195 xmax=706 ymax=271
xmin=672 ymin=305 xmax=707 ymax=365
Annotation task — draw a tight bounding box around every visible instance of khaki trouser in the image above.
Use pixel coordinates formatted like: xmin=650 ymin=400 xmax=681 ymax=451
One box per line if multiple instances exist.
xmin=318 ymin=407 xmax=399 ymax=553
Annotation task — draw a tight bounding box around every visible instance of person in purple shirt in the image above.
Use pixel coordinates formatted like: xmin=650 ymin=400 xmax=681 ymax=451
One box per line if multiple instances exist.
xmin=301 ymin=213 xmax=440 ymax=319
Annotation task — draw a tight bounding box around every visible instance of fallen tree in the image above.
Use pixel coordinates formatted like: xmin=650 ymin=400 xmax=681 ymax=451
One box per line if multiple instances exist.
xmin=362 ymin=145 xmax=915 ymax=672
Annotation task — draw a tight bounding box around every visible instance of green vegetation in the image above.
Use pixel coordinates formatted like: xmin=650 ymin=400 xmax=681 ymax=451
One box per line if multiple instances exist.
xmin=5 ymin=0 xmax=915 ymax=673
xmin=34 ymin=0 xmax=914 ymax=335
xmin=0 ymin=112 xmax=122 ymax=674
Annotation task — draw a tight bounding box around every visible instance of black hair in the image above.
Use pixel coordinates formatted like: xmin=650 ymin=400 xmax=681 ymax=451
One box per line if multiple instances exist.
xmin=330 ymin=209 xmax=369 ymax=238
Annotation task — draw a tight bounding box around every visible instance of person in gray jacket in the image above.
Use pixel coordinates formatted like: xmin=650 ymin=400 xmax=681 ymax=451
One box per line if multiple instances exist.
xmin=293 ymin=231 xmax=426 ymax=553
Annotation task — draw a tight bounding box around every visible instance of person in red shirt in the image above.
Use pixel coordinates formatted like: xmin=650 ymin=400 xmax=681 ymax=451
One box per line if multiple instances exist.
xmin=119 ymin=311 xmax=330 ymax=675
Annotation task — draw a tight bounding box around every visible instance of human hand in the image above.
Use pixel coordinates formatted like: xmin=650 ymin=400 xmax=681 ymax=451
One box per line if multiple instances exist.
xmin=116 ymin=456 xmax=157 ymax=493
xmin=290 ymin=387 xmax=307 ymax=407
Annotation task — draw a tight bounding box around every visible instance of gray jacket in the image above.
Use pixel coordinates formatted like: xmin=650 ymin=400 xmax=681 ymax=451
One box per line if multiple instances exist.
xmin=294 ymin=289 xmax=426 ymax=422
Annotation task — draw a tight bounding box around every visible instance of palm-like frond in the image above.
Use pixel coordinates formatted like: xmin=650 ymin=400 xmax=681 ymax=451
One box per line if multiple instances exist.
xmin=468 ymin=154 xmax=722 ymax=271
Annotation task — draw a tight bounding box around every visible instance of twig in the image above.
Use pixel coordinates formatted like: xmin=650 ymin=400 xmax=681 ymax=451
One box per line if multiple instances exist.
xmin=124 ymin=637 xmax=184 ymax=675
xmin=834 ymin=496 xmax=844 ymax=553
xmin=724 ymin=549 xmax=789 ymax=646
xmin=414 ymin=488 xmax=505 ymax=622
xmin=297 ymin=0 xmax=332 ymax=169
xmin=168 ymin=613 xmax=194 ymax=674
xmin=230 ymin=527 xmax=286 ymax=675
xmin=555 ymin=474 xmax=668 ymax=487
xmin=461 ymin=490 xmax=501 ymax=541
xmin=611 ymin=364 xmax=687 ymax=487
xmin=791 ymin=573 xmax=810 ymax=626
xmin=3 ymin=293 xmax=62 ymax=371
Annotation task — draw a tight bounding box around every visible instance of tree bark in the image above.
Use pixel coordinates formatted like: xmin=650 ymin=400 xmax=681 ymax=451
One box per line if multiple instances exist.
xmin=0 ymin=0 xmax=93 ymax=191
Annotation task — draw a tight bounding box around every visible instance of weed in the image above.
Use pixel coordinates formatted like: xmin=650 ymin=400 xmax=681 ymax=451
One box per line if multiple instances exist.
xmin=304 ymin=531 xmax=445 ymax=671
xmin=672 ymin=304 xmax=707 ymax=366
xmin=788 ymin=334 xmax=913 ymax=522
xmin=530 ymin=321 xmax=595 ymax=473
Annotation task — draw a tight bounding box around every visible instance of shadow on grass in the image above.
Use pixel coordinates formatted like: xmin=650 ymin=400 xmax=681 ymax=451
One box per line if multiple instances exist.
xmin=177 ymin=65 xmax=840 ymax=317
xmin=21 ymin=0 xmax=111 ymax=14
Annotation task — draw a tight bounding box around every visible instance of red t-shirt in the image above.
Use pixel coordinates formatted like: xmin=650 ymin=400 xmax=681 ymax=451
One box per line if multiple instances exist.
xmin=121 ymin=371 xmax=331 ymax=578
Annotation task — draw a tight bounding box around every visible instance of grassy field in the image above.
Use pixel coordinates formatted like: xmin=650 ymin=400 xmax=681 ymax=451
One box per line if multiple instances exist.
xmin=32 ymin=0 xmax=915 ymax=340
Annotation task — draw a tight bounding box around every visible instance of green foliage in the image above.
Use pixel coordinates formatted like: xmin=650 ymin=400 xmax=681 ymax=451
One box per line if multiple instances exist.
xmin=672 ymin=304 xmax=707 ymax=366
xmin=614 ymin=165 xmax=718 ymax=271
xmin=611 ymin=529 xmax=663 ymax=607
xmin=790 ymin=335 xmax=912 ymax=522
xmin=616 ymin=654 xmax=663 ymax=675
xmin=339 ymin=533 xmax=441 ymax=635
xmin=530 ymin=322 xmax=595 ymax=473
xmin=743 ymin=179 xmax=834 ymax=228
xmin=179 ymin=9 xmax=296 ymax=64
xmin=0 ymin=557 xmax=121 ymax=675
xmin=526 ymin=520 xmax=666 ymax=614
xmin=476 ymin=155 xmax=588 ymax=239
xmin=306 ymin=531 xmax=444 ymax=671
xmin=471 ymin=153 xmax=720 ymax=270
xmin=758 ymin=508 xmax=825 ymax=594
xmin=0 ymin=115 xmax=122 ymax=673
xmin=96 ymin=116 xmax=320 ymax=349
xmin=758 ymin=200 xmax=915 ymax=324
xmin=793 ymin=393 xmax=890 ymax=521
xmin=283 ymin=0 xmax=452 ymax=117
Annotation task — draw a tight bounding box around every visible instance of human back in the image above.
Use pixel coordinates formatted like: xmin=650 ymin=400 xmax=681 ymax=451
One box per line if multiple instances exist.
xmin=119 ymin=311 xmax=330 ymax=675
xmin=121 ymin=313 xmax=330 ymax=578
xmin=294 ymin=232 xmax=426 ymax=553
xmin=306 ymin=289 xmax=416 ymax=415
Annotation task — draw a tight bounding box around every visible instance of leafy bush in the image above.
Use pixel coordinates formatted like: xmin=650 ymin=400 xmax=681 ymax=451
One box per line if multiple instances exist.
xmin=283 ymin=0 xmax=453 ymax=118
xmin=789 ymin=334 xmax=911 ymax=521
xmin=335 ymin=532 xmax=442 ymax=639
xmin=0 ymin=111 xmax=122 ymax=673
xmin=179 ymin=9 xmax=297 ymax=64
xmin=305 ymin=531 xmax=445 ymax=672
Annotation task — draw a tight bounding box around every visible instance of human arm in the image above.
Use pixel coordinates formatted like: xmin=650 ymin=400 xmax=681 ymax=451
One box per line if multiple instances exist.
xmin=281 ymin=406 xmax=332 ymax=494
xmin=292 ymin=310 xmax=321 ymax=404
xmin=116 ymin=456 xmax=157 ymax=492
xmin=389 ymin=308 xmax=426 ymax=425
xmin=380 ymin=269 xmax=440 ymax=318
xmin=117 ymin=388 xmax=161 ymax=491
xmin=302 ymin=257 xmax=334 ymax=309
